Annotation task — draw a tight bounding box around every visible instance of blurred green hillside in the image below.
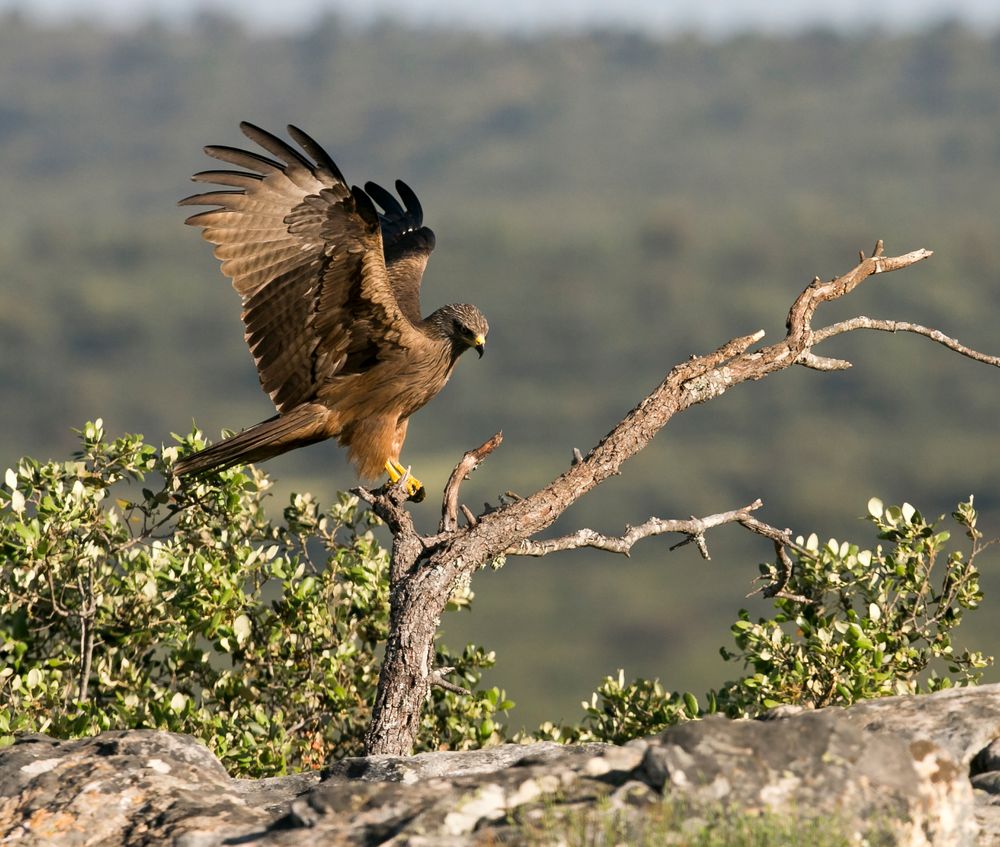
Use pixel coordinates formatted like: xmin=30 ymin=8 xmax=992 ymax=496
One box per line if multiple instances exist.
xmin=0 ymin=14 xmax=997 ymax=728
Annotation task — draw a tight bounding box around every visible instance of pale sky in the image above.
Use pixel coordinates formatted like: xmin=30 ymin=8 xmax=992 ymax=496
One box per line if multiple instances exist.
xmin=2 ymin=0 xmax=998 ymax=34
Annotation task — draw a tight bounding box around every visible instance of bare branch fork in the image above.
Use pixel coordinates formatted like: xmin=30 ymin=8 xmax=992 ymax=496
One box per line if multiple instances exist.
xmin=354 ymin=240 xmax=1000 ymax=756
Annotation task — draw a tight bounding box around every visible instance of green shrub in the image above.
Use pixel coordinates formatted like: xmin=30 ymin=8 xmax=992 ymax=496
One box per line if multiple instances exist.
xmin=0 ymin=421 xmax=510 ymax=776
xmin=1 ymin=421 xmax=990 ymax=768
xmin=534 ymin=672 xmax=699 ymax=745
xmin=714 ymin=496 xmax=988 ymax=714
xmin=540 ymin=496 xmax=991 ymax=742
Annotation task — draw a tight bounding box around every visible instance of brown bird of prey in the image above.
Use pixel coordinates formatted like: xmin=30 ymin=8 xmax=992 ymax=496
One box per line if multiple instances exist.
xmin=172 ymin=122 xmax=489 ymax=499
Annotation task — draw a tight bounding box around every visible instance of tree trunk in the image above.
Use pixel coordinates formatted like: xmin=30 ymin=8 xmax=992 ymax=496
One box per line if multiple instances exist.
xmin=363 ymin=565 xmax=452 ymax=756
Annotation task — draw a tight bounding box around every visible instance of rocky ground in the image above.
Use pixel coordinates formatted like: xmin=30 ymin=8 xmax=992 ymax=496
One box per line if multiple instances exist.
xmin=2 ymin=684 xmax=1000 ymax=845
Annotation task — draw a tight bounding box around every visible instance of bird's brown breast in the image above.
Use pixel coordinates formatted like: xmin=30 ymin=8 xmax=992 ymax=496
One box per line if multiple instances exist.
xmin=318 ymin=334 xmax=457 ymax=423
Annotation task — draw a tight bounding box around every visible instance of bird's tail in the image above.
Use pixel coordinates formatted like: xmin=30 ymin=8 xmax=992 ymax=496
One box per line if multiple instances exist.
xmin=172 ymin=407 xmax=328 ymax=477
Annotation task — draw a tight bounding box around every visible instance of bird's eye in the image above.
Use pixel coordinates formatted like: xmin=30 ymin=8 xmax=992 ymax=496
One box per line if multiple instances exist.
xmin=452 ymin=318 xmax=464 ymax=334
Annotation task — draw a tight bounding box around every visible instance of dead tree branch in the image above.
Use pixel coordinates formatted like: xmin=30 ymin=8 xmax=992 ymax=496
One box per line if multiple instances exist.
xmin=358 ymin=241 xmax=1000 ymax=756
xmin=440 ymin=432 xmax=503 ymax=532
xmin=506 ymin=500 xmax=769 ymax=558
xmin=428 ymin=666 xmax=471 ymax=696
xmin=748 ymin=540 xmax=810 ymax=603
xmin=810 ymin=317 xmax=1000 ymax=368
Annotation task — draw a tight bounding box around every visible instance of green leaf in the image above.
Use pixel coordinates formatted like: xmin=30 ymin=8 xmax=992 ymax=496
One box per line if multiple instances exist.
xmin=683 ymin=692 xmax=699 ymax=716
xmin=233 ymin=614 xmax=252 ymax=647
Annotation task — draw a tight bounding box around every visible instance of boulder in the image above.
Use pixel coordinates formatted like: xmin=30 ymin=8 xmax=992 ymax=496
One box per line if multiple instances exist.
xmin=1 ymin=683 xmax=999 ymax=845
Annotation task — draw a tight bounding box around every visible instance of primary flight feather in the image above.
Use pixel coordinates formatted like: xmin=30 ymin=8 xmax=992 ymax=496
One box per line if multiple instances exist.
xmin=172 ymin=122 xmax=489 ymax=499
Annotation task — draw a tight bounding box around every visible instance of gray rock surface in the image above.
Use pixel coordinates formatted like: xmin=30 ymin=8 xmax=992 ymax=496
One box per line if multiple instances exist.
xmin=838 ymin=683 xmax=1000 ymax=766
xmin=1 ymin=684 xmax=999 ymax=845
xmin=643 ymin=713 xmax=973 ymax=846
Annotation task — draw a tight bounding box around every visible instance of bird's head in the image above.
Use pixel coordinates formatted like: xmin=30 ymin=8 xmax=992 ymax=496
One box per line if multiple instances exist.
xmin=436 ymin=303 xmax=489 ymax=358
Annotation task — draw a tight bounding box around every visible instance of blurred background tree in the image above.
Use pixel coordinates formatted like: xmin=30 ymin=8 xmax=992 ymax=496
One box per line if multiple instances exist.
xmin=0 ymin=3 xmax=997 ymax=729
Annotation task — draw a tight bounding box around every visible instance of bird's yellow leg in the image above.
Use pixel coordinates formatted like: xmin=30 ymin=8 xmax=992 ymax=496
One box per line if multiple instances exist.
xmin=384 ymin=459 xmax=426 ymax=502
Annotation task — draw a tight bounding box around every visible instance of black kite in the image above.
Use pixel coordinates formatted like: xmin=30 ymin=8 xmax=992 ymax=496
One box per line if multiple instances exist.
xmin=172 ymin=122 xmax=489 ymax=499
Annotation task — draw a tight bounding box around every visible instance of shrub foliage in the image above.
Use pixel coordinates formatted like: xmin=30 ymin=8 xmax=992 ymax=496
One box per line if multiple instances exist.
xmin=0 ymin=422 xmax=991 ymax=772
xmin=0 ymin=422 xmax=510 ymax=776
xmin=537 ymin=495 xmax=991 ymax=742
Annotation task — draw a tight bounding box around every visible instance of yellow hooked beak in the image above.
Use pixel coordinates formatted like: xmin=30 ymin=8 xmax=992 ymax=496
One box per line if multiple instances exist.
xmin=474 ymin=334 xmax=486 ymax=358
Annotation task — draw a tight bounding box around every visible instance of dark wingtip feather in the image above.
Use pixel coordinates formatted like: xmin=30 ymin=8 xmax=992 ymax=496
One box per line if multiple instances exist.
xmin=239 ymin=121 xmax=312 ymax=170
xmin=190 ymin=169 xmax=264 ymax=186
xmin=395 ymin=179 xmax=423 ymax=223
xmin=178 ymin=189 xmax=243 ymax=207
xmin=287 ymin=124 xmax=347 ymax=184
xmin=238 ymin=121 xmax=276 ymax=147
xmin=363 ymin=180 xmax=405 ymax=217
xmin=203 ymin=144 xmax=283 ymax=173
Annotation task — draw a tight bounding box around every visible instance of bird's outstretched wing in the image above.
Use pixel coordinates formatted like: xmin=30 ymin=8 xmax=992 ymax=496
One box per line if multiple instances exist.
xmin=363 ymin=178 xmax=437 ymax=324
xmin=179 ymin=122 xmax=426 ymax=413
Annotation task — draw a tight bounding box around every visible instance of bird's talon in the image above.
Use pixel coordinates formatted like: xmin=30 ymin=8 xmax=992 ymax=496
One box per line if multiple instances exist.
xmin=385 ymin=458 xmax=404 ymax=484
xmin=385 ymin=459 xmax=425 ymax=501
